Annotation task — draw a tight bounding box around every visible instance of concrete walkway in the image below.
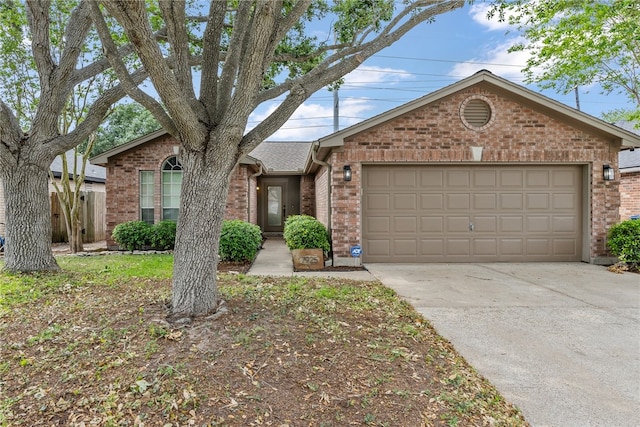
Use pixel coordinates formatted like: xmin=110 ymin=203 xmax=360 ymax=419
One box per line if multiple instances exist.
xmin=248 ymin=237 xmax=375 ymax=281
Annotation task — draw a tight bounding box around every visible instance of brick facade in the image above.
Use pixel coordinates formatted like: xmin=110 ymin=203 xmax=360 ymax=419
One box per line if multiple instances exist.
xmin=314 ymin=167 xmax=329 ymax=228
xmin=326 ymin=85 xmax=621 ymax=264
xmin=104 ymin=134 xmax=258 ymax=247
xmin=619 ymin=171 xmax=640 ymax=220
xmin=300 ymin=174 xmax=316 ymax=216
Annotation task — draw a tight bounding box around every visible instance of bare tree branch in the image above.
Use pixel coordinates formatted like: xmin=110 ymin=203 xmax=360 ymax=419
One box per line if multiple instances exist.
xmin=158 ymin=1 xmax=194 ymax=99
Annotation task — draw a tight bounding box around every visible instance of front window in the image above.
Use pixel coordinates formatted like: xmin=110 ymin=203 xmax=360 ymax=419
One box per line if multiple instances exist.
xmin=162 ymin=156 xmax=182 ymax=221
xmin=140 ymin=171 xmax=155 ymax=224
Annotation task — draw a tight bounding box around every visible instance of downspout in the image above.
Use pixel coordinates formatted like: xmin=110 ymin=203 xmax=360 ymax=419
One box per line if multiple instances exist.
xmin=311 ymin=141 xmax=332 ymax=244
xmin=248 ymin=162 xmax=263 ymax=223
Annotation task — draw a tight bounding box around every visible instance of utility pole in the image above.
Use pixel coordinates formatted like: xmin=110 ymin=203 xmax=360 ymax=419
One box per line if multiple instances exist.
xmin=333 ymin=87 xmax=339 ymax=132
xmin=574 ymin=86 xmax=581 ymax=110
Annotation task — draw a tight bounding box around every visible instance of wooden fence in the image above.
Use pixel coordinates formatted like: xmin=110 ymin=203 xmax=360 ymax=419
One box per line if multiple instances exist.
xmin=51 ymin=191 xmax=106 ymax=243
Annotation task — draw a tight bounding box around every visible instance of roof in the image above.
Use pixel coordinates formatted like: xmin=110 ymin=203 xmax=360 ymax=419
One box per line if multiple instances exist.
xmin=619 ymin=149 xmax=640 ymax=171
xmin=90 ymin=129 xmax=313 ymax=174
xmin=317 ymin=70 xmax=640 ymax=151
xmin=249 ymin=141 xmax=312 ymax=174
xmin=51 ymin=151 xmax=106 ymax=183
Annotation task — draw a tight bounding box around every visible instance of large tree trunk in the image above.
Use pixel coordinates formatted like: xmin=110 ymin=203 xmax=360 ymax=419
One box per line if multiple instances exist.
xmin=1 ymin=164 xmax=59 ymax=271
xmin=170 ymin=145 xmax=238 ymax=319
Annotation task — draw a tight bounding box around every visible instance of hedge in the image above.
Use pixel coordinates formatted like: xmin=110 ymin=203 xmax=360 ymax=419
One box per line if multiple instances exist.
xmin=283 ymin=215 xmax=330 ymax=253
xmin=607 ymin=219 xmax=640 ymax=265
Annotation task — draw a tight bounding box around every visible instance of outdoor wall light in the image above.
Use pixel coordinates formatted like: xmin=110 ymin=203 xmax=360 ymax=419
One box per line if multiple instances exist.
xmin=603 ymin=164 xmax=615 ymax=181
xmin=343 ymin=165 xmax=352 ymax=182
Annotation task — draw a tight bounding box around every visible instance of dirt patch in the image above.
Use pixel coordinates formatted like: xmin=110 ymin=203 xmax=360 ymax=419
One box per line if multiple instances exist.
xmin=0 ymin=275 xmax=528 ymax=426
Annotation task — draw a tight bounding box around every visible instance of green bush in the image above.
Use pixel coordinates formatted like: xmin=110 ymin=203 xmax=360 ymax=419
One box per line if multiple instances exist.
xmin=112 ymin=221 xmax=153 ymax=251
xmin=607 ymin=219 xmax=640 ymax=264
xmin=283 ymin=215 xmax=330 ymax=253
xmin=151 ymin=220 xmax=177 ymax=250
xmin=219 ymin=220 xmax=263 ymax=262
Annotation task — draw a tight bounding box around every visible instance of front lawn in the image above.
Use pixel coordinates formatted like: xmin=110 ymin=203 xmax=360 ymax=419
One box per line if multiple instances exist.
xmin=0 ymin=255 xmax=528 ymax=426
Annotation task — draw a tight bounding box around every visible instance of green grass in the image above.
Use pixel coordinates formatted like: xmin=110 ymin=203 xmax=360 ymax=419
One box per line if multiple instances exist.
xmin=0 ymin=254 xmax=173 ymax=309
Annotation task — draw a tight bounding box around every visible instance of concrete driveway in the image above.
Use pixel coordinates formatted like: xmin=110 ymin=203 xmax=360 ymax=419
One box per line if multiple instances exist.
xmin=365 ymin=263 xmax=640 ymax=427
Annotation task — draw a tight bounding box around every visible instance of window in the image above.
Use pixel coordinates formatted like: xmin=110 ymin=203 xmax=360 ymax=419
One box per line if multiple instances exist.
xmin=162 ymin=156 xmax=182 ymax=221
xmin=140 ymin=171 xmax=154 ymax=224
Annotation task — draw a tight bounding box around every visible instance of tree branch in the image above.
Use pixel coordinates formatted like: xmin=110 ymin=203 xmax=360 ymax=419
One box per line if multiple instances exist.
xmin=89 ymin=1 xmax=177 ymax=137
xmin=199 ymin=0 xmax=227 ymax=121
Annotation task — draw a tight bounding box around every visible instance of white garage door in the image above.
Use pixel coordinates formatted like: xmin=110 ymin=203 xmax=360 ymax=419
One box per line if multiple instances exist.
xmin=362 ymin=165 xmax=582 ymax=262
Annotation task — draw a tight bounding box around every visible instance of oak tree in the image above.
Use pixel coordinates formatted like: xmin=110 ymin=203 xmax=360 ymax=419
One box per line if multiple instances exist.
xmin=493 ymin=0 xmax=640 ymax=122
xmin=0 ymin=0 xmax=149 ymax=270
xmin=91 ymin=0 xmax=465 ymax=319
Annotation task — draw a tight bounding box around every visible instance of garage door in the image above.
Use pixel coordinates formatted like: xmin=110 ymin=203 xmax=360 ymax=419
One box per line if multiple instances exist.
xmin=362 ymin=165 xmax=582 ymax=262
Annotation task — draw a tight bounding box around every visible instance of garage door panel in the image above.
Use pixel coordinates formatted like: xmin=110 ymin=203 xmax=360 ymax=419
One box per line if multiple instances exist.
xmin=366 ymin=194 xmax=390 ymax=210
xmin=447 ymin=216 xmax=471 ymax=232
xmin=394 ymin=239 xmax=418 ymax=256
xmin=553 ymin=239 xmax=578 ymax=256
xmin=421 ymin=193 xmax=443 ymax=210
xmin=394 ymin=216 xmax=417 ymax=233
xmin=500 ymin=216 xmax=524 ymax=232
xmin=500 ymin=193 xmax=523 ymax=209
xmin=527 ymin=193 xmax=550 ymax=209
xmin=474 ymin=238 xmax=497 ymax=256
xmin=447 ymin=193 xmax=470 ymax=209
xmin=363 ymin=165 xmax=582 ymax=262
xmin=421 ymin=216 xmax=444 ymax=232
xmin=420 ymin=170 xmax=444 ymax=187
xmin=553 ymin=193 xmax=577 ymax=209
xmin=394 ymin=170 xmax=417 ymax=187
xmin=394 ymin=193 xmax=417 ymax=210
xmin=367 ymin=216 xmax=390 ymax=233
xmin=474 ymin=216 xmax=497 ymax=232
xmin=474 ymin=193 xmax=497 ymax=209
xmin=500 ymin=170 xmax=524 ymax=187
xmin=527 ymin=170 xmax=550 ymax=187
xmin=421 ymin=239 xmax=444 ymax=255
xmin=447 ymin=239 xmax=471 ymax=256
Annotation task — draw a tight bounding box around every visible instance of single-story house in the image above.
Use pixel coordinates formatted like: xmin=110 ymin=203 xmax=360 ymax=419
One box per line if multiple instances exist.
xmin=0 ymin=151 xmax=106 ymax=242
xmin=615 ymin=121 xmax=640 ymax=220
xmin=91 ymin=70 xmax=640 ymax=265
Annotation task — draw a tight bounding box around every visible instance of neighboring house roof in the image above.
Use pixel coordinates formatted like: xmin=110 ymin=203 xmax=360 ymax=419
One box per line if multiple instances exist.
xmin=317 ymin=70 xmax=640 ymax=154
xmin=249 ymin=141 xmax=312 ymax=174
xmin=51 ymin=151 xmax=106 ymax=183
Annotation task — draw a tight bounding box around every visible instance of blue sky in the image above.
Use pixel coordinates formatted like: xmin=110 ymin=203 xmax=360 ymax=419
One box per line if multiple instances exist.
xmin=250 ymin=3 xmax=633 ymax=141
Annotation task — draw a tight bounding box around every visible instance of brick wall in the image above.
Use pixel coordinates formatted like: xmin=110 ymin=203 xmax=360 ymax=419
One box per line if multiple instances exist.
xmin=314 ymin=167 xmax=329 ymax=228
xmin=105 ymin=134 xmax=256 ymax=247
xmin=620 ymin=171 xmax=640 ymax=219
xmin=327 ymin=85 xmax=621 ymax=263
xmin=300 ymin=174 xmax=316 ymax=216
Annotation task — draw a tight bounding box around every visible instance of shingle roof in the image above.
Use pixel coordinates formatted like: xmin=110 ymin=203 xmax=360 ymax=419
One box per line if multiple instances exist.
xmin=614 ymin=121 xmax=640 ymax=170
xmin=249 ymin=141 xmax=312 ymax=173
xmin=51 ymin=151 xmax=106 ymax=182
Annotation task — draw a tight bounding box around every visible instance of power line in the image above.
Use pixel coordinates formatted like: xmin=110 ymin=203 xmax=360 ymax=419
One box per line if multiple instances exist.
xmin=373 ymin=54 xmax=526 ymax=68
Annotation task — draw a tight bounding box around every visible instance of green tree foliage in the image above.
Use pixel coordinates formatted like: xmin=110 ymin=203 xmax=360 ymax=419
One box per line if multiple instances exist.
xmin=93 ymin=103 xmax=160 ymax=155
xmin=493 ymin=0 xmax=640 ymax=122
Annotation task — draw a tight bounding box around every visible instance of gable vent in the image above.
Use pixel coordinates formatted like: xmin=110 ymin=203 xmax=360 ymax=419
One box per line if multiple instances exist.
xmin=462 ymin=99 xmax=492 ymax=128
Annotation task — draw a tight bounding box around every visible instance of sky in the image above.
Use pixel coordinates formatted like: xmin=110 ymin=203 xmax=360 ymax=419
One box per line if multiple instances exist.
xmin=248 ymin=2 xmax=634 ymax=141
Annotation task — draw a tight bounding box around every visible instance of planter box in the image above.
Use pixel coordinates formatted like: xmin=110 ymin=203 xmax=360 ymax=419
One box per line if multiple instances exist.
xmin=291 ymin=248 xmax=324 ymax=270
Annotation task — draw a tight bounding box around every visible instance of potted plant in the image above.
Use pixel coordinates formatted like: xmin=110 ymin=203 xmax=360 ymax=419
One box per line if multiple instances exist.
xmin=283 ymin=215 xmax=330 ymax=270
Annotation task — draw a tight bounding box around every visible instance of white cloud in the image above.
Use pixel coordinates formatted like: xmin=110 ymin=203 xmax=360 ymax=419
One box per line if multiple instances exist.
xmin=469 ymin=3 xmax=517 ymax=32
xmin=449 ymin=37 xmax=530 ymax=81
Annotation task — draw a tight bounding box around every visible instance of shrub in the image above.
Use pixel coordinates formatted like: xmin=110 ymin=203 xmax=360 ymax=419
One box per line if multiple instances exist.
xmin=607 ymin=219 xmax=640 ymax=265
xmin=151 ymin=220 xmax=177 ymax=250
xmin=112 ymin=221 xmax=153 ymax=251
xmin=283 ymin=215 xmax=330 ymax=253
xmin=219 ymin=220 xmax=262 ymax=262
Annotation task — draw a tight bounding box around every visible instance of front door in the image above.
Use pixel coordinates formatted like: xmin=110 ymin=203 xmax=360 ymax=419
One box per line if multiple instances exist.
xmin=258 ymin=176 xmax=301 ymax=233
